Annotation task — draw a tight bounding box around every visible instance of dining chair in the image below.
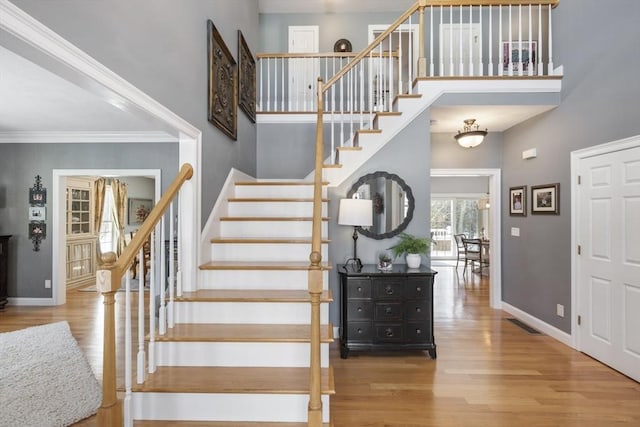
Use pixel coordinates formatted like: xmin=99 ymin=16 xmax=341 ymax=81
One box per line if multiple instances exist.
xmin=462 ymin=238 xmax=483 ymax=276
xmin=454 ymin=233 xmax=467 ymax=269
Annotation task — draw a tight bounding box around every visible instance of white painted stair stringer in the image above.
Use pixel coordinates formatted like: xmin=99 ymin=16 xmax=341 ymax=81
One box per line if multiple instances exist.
xmin=312 ymin=78 xmax=563 ymax=187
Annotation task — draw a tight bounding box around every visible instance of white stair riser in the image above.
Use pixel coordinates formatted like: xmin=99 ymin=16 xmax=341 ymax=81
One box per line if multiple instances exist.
xmin=228 ymin=201 xmax=327 ymax=217
xmin=220 ymin=220 xmax=327 ymax=238
xmin=199 ymin=269 xmax=329 ymax=290
xmin=211 ymin=243 xmax=328 ymax=262
xmin=132 ymin=392 xmax=330 ymax=422
xmin=155 ymin=341 xmax=330 ymax=367
xmin=235 ymin=185 xmax=326 ymax=199
xmin=175 ymin=301 xmax=329 ymax=324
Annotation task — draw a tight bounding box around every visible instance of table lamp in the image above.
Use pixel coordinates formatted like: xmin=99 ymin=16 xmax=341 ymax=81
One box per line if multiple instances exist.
xmin=338 ymin=197 xmax=373 ymax=271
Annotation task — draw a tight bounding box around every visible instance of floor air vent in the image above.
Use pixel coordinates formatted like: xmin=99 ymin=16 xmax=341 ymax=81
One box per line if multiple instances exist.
xmin=505 ymin=318 xmax=542 ymax=335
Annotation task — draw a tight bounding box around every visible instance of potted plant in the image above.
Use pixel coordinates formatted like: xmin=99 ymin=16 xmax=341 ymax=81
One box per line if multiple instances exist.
xmin=388 ymin=232 xmax=431 ymax=269
xmin=377 ymin=251 xmax=393 ymax=271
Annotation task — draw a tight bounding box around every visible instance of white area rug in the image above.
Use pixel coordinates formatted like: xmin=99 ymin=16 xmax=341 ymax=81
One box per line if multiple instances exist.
xmin=0 ymin=321 xmax=102 ymax=427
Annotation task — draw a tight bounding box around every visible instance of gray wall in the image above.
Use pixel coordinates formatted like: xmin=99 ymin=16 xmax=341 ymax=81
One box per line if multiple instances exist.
xmin=328 ymin=110 xmax=431 ymax=323
xmin=501 ymin=0 xmax=640 ymax=332
xmin=432 ymin=132 xmax=503 ymax=169
xmin=13 ymin=0 xmax=260 ymax=225
xmin=431 ymin=176 xmax=489 ymax=194
xmin=0 ymin=143 xmax=178 ymax=298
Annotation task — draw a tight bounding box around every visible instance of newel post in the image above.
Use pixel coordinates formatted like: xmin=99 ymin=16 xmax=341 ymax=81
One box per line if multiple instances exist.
xmin=96 ymin=252 xmax=123 ymax=426
xmin=417 ymin=0 xmax=428 ymax=77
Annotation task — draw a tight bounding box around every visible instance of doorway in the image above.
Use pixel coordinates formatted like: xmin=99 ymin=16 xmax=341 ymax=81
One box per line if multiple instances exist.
xmin=431 ymin=168 xmax=501 ymax=309
xmin=52 ymin=169 xmax=161 ymax=305
xmin=571 ymin=136 xmax=640 ymax=382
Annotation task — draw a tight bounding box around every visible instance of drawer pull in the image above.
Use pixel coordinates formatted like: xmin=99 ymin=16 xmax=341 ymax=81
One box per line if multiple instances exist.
xmin=385 ymin=285 xmax=394 ymax=295
xmin=416 ymin=307 xmax=422 ymax=313
xmin=385 ymin=307 xmax=393 ymax=315
xmin=416 ymin=286 xmax=422 ymax=292
xmin=357 ymin=286 xmax=362 ymax=292
xmin=415 ymin=328 xmax=422 ymax=334
xmin=357 ymin=328 xmax=363 ymax=334
xmin=385 ymin=328 xmax=394 ymax=337
xmin=357 ymin=307 xmax=363 ymax=312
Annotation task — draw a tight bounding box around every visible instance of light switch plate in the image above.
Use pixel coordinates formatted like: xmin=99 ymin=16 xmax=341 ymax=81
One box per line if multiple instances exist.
xmin=511 ymin=227 xmax=520 ymax=237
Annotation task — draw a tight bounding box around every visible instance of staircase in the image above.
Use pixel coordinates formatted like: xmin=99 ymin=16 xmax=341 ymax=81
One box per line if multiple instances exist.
xmin=131 ymin=181 xmax=334 ymax=425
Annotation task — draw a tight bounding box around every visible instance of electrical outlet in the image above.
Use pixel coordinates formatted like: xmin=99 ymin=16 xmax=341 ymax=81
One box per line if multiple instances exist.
xmin=45 ymin=279 xmax=51 ymax=289
xmin=556 ymin=304 xmax=564 ymax=317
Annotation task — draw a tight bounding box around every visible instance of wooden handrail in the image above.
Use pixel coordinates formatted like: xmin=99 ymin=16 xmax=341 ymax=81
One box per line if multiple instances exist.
xmin=257 ymin=51 xmax=398 ymax=59
xmin=96 ymin=162 xmax=193 ymax=425
xmin=426 ymin=0 xmax=558 ymax=7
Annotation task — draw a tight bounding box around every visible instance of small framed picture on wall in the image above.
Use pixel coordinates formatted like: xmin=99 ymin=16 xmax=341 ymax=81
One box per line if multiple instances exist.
xmin=531 ymin=183 xmax=559 ymax=215
xmin=509 ymin=186 xmax=526 ymax=216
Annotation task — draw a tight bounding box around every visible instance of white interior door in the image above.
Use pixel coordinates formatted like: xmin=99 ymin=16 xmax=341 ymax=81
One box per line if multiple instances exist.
xmin=288 ymin=26 xmax=319 ymax=111
xmin=577 ymin=145 xmax=640 ymax=382
xmin=440 ymin=24 xmax=481 ymax=76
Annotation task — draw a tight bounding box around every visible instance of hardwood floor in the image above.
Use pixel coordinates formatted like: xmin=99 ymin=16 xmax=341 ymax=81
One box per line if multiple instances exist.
xmin=1 ymin=265 xmax=639 ymax=426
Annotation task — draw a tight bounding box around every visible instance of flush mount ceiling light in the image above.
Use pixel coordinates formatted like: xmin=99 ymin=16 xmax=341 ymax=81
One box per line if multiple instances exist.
xmin=454 ymin=118 xmax=488 ymax=148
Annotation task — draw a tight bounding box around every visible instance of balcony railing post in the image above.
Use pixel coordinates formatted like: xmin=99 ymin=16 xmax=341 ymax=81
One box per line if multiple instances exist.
xmin=96 ymin=252 xmax=123 ymax=426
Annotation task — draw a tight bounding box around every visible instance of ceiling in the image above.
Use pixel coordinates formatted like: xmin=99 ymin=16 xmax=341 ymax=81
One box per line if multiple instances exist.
xmin=258 ymin=0 xmax=414 ymax=14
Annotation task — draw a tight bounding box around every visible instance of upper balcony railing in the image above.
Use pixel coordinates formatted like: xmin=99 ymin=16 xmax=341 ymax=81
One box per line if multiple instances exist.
xmin=258 ymin=0 xmax=560 ymax=114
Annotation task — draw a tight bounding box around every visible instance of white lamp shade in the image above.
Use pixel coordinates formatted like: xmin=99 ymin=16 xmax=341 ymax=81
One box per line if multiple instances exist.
xmin=338 ymin=198 xmax=373 ymax=227
xmin=456 ymin=132 xmax=485 ymax=148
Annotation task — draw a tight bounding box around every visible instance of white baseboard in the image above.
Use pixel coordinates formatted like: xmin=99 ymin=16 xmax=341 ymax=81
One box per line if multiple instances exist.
xmin=7 ymin=297 xmax=56 ymax=306
xmin=501 ymin=302 xmax=573 ymax=348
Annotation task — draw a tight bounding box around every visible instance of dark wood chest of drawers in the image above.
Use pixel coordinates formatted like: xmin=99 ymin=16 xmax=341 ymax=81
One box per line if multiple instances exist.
xmin=338 ymin=264 xmax=437 ymax=359
xmin=0 ymin=235 xmax=11 ymax=310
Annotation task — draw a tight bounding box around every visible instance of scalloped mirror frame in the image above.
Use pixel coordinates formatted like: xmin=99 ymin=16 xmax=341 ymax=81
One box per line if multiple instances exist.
xmin=346 ymin=171 xmax=415 ymax=240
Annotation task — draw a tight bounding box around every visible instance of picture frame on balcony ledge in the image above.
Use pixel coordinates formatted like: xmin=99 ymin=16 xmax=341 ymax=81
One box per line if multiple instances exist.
xmin=207 ymin=19 xmax=237 ymax=140
xmin=502 ymin=41 xmax=537 ymax=74
xmin=237 ymin=30 xmax=256 ymax=123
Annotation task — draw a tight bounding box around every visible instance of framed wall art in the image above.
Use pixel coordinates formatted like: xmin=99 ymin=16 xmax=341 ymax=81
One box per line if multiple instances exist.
xmin=238 ymin=30 xmax=256 ymax=123
xmin=128 ymin=198 xmax=152 ymax=225
xmin=207 ymin=19 xmax=237 ymax=140
xmin=509 ymin=186 xmax=526 ymax=216
xmin=502 ymin=41 xmax=537 ymax=74
xmin=531 ymin=183 xmax=559 ymax=215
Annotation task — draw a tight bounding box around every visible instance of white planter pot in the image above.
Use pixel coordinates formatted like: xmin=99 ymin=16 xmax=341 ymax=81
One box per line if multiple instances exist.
xmin=405 ymin=253 xmax=422 ymax=269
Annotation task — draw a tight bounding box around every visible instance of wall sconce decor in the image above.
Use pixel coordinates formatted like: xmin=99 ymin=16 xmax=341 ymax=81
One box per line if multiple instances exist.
xmin=28 ymin=175 xmax=47 ymax=251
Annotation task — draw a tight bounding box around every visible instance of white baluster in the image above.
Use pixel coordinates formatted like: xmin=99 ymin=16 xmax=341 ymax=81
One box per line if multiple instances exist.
xmin=124 ymin=271 xmax=132 ymax=427
xmin=325 ymin=57 xmax=329 ymax=111
xmin=488 ymin=5 xmax=493 ymax=76
xmin=479 ymin=5 xmax=483 ymax=76
xmin=548 ymin=5 xmax=554 ymax=75
xmin=449 ymin=6 xmax=454 ymax=76
xmin=459 ymin=5 xmax=463 ymax=76
xmin=158 ymin=215 xmax=166 ymax=336
xmin=439 ymin=6 xmax=444 ymax=76
xmin=258 ymin=59 xmax=263 ymax=111
xmin=538 ymin=4 xmax=543 ymax=76
xmin=399 ymin=24 xmax=404 ymax=93
xmin=388 ymin=34 xmax=393 ymax=112
xmin=518 ymin=5 xmax=523 ymax=76
xmin=168 ymin=201 xmax=175 ymax=329
xmin=176 ymin=192 xmax=182 ymax=298
xmin=349 ymin=68 xmax=354 ymax=142
xmin=148 ymin=227 xmax=157 ymax=374
xmin=368 ymin=52 xmax=373 ymax=124
xmin=498 ymin=6 xmax=503 ymax=76
xmin=273 ymin=57 xmax=278 ymax=112
xmin=360 ymin=61 xmax=364 ymax=128
xmin=281 ymin=57 xmax=285 ymax=111
xmin=508 ymin=5 xmax=513 ymax=76
xmin=408 ymin=13 xmax=414 ymax=91
xmin=430 ymin=6 xmax=434 ymax=77
xmin=528 ymin=4 xmax=533 ymax=76
xmin=377 ymin=43 xmax=382 ymax=111
xmin=137 ymin=246 xmax=145 ymax=384
xmin=468 ymin=6 xmax=473 ymax=76
xmin=267 ymin=57 xmax=271 ymax=111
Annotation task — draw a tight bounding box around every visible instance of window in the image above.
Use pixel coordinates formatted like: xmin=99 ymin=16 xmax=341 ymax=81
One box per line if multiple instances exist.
xmin=98 ymin=185 xmax=117 ymax=253
xmin=430 ymin=196 xmax=484 ymax=258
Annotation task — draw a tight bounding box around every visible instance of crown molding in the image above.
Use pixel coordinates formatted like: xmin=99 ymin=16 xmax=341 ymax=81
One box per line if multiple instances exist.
xmin=0 ymin=130 xmax=177 ymax=144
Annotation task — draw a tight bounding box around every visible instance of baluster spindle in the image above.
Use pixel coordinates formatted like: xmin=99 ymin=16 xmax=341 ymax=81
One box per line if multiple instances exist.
xmin=518 ymin=5 xmax=523 ymax=76
xmin=137 ymin=246 xmax=145 ymax=384
xmin=176 ymin=192 xmax=182 ymax=297
xmin=489 ymin=5 xmax=493 ymax=76
xmin=267 ymin=57 xmax=271 ymax=111
xmin=399 ymin=25 xmax=403 ymax=94
xmin=449 ymin=6 xmax=454 ymax=76
xmin=388 ymin=34 xmax=393 ymax=112
xmin=168 ymin=201 xmax=175 ymax=328
xmin=359 ymin=61 xmax=364 ymax=129
xmin=148 ymin=227 xmax=158 ymax=374
xmin=459 ymin=5 xmax=463 ymax=76
xmin=124 ymin=271 xmax=132 ymax=426
xmin=548 ymin=4 xmax=554 ymax=75
xmin=538 ymin=4 xmax=543 ymax=75
xmin=479 ymin=5 xmax=483 ymax=76
xmin=159 ymin=215 xmax=166 ymax=335
xmin=368 ymin=52 xmax=373 ymax=126
xmin=528 ymin=5 xmax=533 ymax=76
xmin=258 ymin=59 xmax=263 ymax=111
xmin=281 ymin=57 xmax=285 ymax=111
xmin=430 ymin=6 xmax=434 ymax=77
xmin=499 ymin=6 xmax=503 ymax=76
xmin=508 ymin=5 xmax=513 ymax=76
xmin=408 ymin=13 xmax=414 ymax=90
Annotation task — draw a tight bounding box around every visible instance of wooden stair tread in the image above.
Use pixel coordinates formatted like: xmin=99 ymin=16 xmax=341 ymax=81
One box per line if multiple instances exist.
xmin=154 ymin=323 xmax=334 ymax=343
xmin=199 ymin=261 xmax=332 ymax=270
xmin=135 ymin=421 xmax=331 ymax=426
xmin=235 ymin=181 xmax=329 ymax=186
xmin=375 ymin=111 xmax=402 ymax=116
xmin=177 ymin=289 xmax=333 ymax=302
xmin=210 ymin=237 xmax=330 ymax=244
xmin=395 ymin=93 xmax=422 ymax=99
xmin=132 ymin=366 xmax=335 ymax=395
xmin=336 ymin=146 xmax=362 ymax=151
xmin=220 ymin=216 xmax=329 ymax=221
xmin=323 ymin=163 xmax=342 ymax=168
xmin=227 ymin=197 xmax=329 ymax=202
xmin=357 ymin=129 xmax=383 ymax=134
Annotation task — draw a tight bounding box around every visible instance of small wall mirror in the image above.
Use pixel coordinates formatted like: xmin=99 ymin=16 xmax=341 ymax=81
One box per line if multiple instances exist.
xmin=347 ymin=171 xmax=414 ymax=240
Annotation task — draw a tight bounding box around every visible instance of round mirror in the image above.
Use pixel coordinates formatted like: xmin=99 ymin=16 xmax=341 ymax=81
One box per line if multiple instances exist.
xmin=346 ymin=171 xmax=414 ymax=240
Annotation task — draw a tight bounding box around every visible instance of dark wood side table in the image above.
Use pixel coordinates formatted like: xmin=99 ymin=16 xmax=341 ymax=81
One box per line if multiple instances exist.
xmin=337 ymin=264 xmax=437 ymax=359
xmin=0 ymin=235 xmax=11 ymax=310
